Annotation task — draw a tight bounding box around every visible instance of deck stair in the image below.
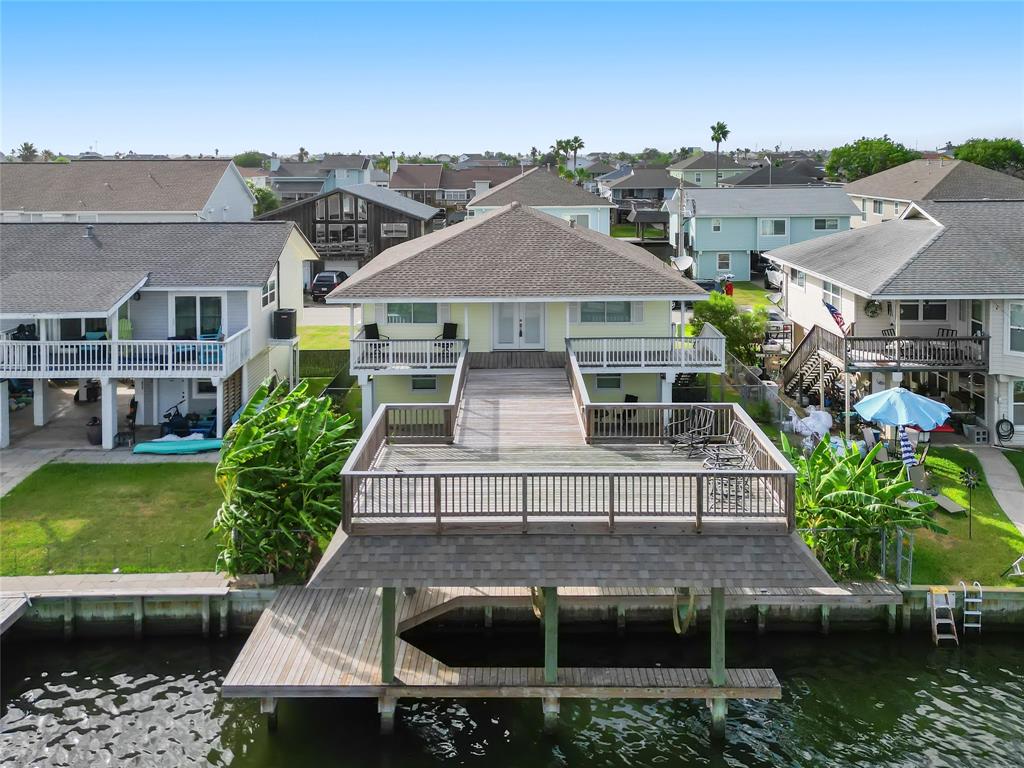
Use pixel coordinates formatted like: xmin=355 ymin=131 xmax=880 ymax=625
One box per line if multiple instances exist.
xmin=929 ymin=586 xmax=959 ymax=646
xmin=781 ymin=325 xmax=846 ymax=401
xmin=959 ymin=581 xmax=983 ymax=635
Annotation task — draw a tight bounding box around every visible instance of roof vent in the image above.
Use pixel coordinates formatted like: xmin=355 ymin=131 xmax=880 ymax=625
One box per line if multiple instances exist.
xmin=83 ymin=224 xmax=95 ymax=238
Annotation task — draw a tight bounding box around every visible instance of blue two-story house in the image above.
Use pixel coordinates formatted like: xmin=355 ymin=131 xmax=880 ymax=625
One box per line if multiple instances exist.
xmin=663 ymin=187 xmax=859 ymax=281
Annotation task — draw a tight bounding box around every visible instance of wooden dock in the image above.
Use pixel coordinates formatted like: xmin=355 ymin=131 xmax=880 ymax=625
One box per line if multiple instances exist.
xmin=0 ymin=595 xmax=29 ymax=635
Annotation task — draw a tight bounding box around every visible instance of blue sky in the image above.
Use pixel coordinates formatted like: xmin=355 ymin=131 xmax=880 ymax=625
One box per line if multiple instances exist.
xmin=2 ymin=1 xmax=1021 ymax=156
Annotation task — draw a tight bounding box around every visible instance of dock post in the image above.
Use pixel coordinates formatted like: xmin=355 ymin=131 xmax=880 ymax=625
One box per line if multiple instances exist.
xmin=63 ymin=597 xmax=75 ymax=640
xmin=378 ymin=695 xmax=397 ymax=735
xmin=709 ymin=586 xmax=727 ymax=740
xmin=133 ymin=596 xmax=144 ymax=639
xmin=902 ymin=600 xmax=912 ymax=633
xmin=201 ymin=596 xmax=211 ymax=638
xmin=483 ymin=605 xmax=493 ymax=632
xmin=381 ymin=587 xmax=396 ymax=684
xmin=542 ymin=696 xmax=560 ymax=731
xmin=544 ymin=587 xmax=559 ymax=685
xmin=219 ymin=595 xmax=229 ymax=638
xmin=260 ymin=697 xmax=278 ymax=731
xmin=887 ymin=604 xmax=897 ymax=634
xmin=819 ymin=605 xmax=831 ymax=636
xmin=756 ymin=605 xmax=768 ymax=636
xmin=616 ymin=604 xmax=626 ymax=636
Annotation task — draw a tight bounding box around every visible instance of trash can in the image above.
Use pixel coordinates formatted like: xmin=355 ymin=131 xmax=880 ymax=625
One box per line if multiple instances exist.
xmin=86 ymin=417 xmax=102 ymax=446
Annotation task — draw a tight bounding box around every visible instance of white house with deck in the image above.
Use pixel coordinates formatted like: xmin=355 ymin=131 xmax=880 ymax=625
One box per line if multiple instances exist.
xmin=0 ymin=221 xmax=316 ymax=449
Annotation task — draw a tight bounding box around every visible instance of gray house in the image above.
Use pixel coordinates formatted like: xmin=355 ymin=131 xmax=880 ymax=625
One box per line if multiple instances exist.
xmin=0 ymin=222 xmax=316 ymax=449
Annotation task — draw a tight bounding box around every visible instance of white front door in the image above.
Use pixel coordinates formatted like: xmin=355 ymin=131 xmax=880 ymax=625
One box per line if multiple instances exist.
xmin=493 ymin=303 xmax=545 ymax=350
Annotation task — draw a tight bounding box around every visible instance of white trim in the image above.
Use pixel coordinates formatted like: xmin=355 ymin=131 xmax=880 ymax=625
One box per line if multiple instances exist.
xmin=327 ymin=294 xmax=706 ymax=305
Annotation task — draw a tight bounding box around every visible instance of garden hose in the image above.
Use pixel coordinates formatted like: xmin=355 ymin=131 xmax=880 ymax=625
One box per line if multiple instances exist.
xmin=530 ymin=587 xmax=544 ymax=620
xmin=672 ymin=589 xmax=696 ymax=636
xmin=996 ymin=418 xmax=1014 ymax=444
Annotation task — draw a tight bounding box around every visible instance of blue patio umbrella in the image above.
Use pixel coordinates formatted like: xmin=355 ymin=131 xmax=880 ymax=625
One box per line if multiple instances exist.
xmin=853 ymin=387 xmax=951 ymax=431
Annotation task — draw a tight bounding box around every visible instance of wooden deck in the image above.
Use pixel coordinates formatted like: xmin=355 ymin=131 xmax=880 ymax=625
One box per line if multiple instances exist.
xmin=222 ymin=585 xmax=781 ymax=700
xmin=0 ymin=595 xmax=29 ymax=635
xmin=469 ymin=351 xmax=566 ymax=369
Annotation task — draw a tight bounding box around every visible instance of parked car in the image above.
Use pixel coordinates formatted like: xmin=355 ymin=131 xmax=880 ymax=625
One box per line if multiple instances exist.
xmin=763 ymin=260 xmax=784 ymax=290
xmin=310 ymin=271 xmax=346 ymax=302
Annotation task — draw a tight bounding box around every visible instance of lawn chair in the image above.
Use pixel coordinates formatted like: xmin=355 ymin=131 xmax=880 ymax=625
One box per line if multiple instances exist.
xmin=1001 ymin=553 xmax=1024 ymax=580
xmin=664 ymin=405 xmax=714 ymax=457
xmin=936 ymin=327 xmax=957 ymax=338
xmin=435 ymin=322 xmax=457 ymax=341
xmin=433 ymin=322 xmax=459 ymax=365
xmin=862 ymin=427 xmax=877 ymax=449
xmin=616 ymin=394 xmax=640 ymax=435
xmin=707 ymin=453 xmax=755 ymax=512
xmin=363 ymin=323 xmax=390 ymax=340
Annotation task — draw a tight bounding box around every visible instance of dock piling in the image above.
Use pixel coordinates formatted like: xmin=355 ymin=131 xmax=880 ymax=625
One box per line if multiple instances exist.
xmin=757 ymin=604 xmax=768 ymax=635
xmin=710 ymin=587 xmax=727 ymax=740
xmin=378 ymin=695 xmax=397 ymax=735
xmin=381 ymin=587 xmax=396 ymax=684
xmin=543 ymin=587 xmax=559 ymax=685
xmin=133 ymin=596 xmax=144 ymax=639
xmin=260 ymin=697 xmax=277 ymax=731
xmin=542 ymin=696 xmax=560 ymax=731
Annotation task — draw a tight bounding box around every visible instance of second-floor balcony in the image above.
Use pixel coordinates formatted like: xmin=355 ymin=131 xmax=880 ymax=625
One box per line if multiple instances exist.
xmin=844 ymin=333 xmax=990 ymax=372
xmin=350 ymin=334 xmax=468 ymax=372
xmin=0 ymin=328 xmax=252 ymax=379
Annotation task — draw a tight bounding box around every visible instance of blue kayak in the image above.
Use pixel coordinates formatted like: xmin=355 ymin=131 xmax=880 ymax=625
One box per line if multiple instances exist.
xmin=133 ymin=439 xmax=223 ymax=455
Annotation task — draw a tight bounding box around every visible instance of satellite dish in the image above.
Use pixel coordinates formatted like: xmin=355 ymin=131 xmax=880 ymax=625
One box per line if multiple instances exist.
xmin=672 ymin=255 xmax=694 ymax=271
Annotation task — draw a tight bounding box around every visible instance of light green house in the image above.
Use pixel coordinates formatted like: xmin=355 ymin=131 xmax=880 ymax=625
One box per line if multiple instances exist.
xmin=327 ymin=203 xmax=725 ymax=424
xmin=668 ymin=152 xmax=749 ymax=188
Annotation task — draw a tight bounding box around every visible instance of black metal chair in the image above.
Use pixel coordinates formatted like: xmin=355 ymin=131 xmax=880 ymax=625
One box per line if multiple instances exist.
xmin=363 ymin=323 xmax=389 ymax=340
xmin=881 ymin=328 xmax=897 ymax=337
xmin=936 ymin=327 xmax=957 ymax=338
xmin=435 ymin=323 xmax=457 ymax=340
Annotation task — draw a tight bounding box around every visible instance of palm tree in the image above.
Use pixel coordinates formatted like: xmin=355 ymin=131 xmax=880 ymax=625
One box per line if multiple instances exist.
xmin=530 ymin=146 xmax=539 ymax=164
xmin=41 ymin=149 xmax=56 ymax=162
xmin=709 ymin=122 xmax=730 ymax=187
xmin=568 ymin=135 xmax=585 ymax=172
xmin=549 ymin=140 xmax=567 ymax=165
xmin=17 ymin=142 xmax=38 ymax=162
xmin=297 ymin=146 xmax=309 ymax=162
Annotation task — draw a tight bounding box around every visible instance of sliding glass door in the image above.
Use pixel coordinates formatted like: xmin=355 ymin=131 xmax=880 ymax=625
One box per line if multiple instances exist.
xmin=173 ymin=295 xmax=223 ymax=339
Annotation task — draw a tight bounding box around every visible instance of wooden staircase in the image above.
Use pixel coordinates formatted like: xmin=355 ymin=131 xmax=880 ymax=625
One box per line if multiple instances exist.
xmin=781 ymin=325 xmax=846 ymax=401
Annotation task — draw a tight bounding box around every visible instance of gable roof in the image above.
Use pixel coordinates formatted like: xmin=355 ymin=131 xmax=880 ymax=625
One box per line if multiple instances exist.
xmin=0 ymin=160 xmax=240 ymax=213
xmin=765 ymin=200 xmax=1024 ymax=298
xmin=662 ymin=187 xmax=859 ymax=217
xmin=720 ymin=160 xmax=827 ymax=187
xmin=256 ymin=183 xmax=439 ymax=221
xmin=842 ymin=159 xmax=1024 ymax=201
xmin=468 ymin=167 xmax=614 ymax=208
xmin=669 ymin=153 xmax=747 ymax=172
xmin=270 ymin=155 xmax=369 ymax=179
xmin=387 ymin=164 xmax=444 ymax=190
xmin=0 ymin=222 xmax=299 ymax=316
xmin=439 ymin=166 xmax=524 ymax=190
xmin=327 ymin=203 xmax=705 ymax=301
xmin=606 ymin=167 xmax=684 ymax=190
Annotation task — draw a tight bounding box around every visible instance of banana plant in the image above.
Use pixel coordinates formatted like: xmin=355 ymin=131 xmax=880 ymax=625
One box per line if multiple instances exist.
xmin=780 ymin=433 xmax=945 ymax=579
xmin=210 ymin=378 xmax=356 ymax=578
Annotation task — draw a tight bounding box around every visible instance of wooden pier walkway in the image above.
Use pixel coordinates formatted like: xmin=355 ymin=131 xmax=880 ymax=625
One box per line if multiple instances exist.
xmin=0 ymin=595 xmax=29 ymax=635
xmin=223 ymin=585 xmax=788 ymax=700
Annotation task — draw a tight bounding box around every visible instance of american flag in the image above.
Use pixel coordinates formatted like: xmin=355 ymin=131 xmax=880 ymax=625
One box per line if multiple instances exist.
xmin=823 ymin=299 xmax=847 ymax=334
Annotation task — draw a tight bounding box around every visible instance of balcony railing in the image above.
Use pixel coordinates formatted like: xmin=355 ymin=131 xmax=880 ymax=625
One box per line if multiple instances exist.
xmin=350 ymin=334 xmax=467 ymax=372
xmin=0 ymin=328 xmax=251 ymax=379
xmin=844 ymin=334 xmax=989 ymax=371
xmin=567 ymin=332 xmax=725 ymax=371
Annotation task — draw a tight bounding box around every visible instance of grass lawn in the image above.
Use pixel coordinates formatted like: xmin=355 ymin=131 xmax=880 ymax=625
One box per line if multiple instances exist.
xmin=299 ymin=325 xmax=349 ymax=350
xmin=1003 ymin=448 xmax=1024 ymax=487
xmin=610 ymin=224 xmax=667 ymax=239
xmin=0 ymin=463 xmax=221 ymax=576
xmin=728 ymin=281 xmax=775 ymax=311
xmin=912 ymin=446 xmax=1024 ymax=586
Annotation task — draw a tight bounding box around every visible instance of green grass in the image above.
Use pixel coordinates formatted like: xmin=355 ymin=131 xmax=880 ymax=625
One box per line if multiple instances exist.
xmin=728 ymin=281 xmax=775 ymax=311
xmin=610 ymin=224 xmax=668 ymax=239
xmin=911 ymin=446 xmax=1024 ymax=586
xmin=299 ymin=325 xmax=350 ymax=350
xmin=0 ymin=463 xmax=221 ymax=576
xmin=1003 ymin=448 xmax=1024 ymax=487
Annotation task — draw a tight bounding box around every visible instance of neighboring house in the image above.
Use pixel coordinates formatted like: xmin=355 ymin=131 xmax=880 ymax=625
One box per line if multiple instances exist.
xmin=388 ymin=164 xmax=523 ymax=209
xmin=326 ymin=202 xmax=726 ymax=426
xmin=236 ymin=165 xmax=270 ymax=189
xmin=466 ymin=167 xmax=614 ymax=235
xmin=268 ymin=155 xmax=371 ymax=202
xmin=455 ymin=153 xmax=506 ymax=169
xmin=257 ymin=183 xmax=439 ymax=286
xmin=369 ymin=168 xmax=390 ymax=187
xmin=719 ymin=159 xmax=828 ymax=188
xmin=0 ymin=160 xmax=256 ymax=222
xmin=576 ymin=160 xmax=615 ymax=193
xmin=767 ymin=200 xmax=1024 ymax=445
xmin=0 ymin=221 xmax=317 ymax=449
xmin=594 ymin=163 xmax=633 ymax=194
xmin=668 ymin=153 xmax=749 ymax=188
xmin=843 ymin=159 xmax=1024 ymax=228
xmin=601 ymin=167 xmax=691 ymax=223
xmin=663 ymin=187 xmax=859 ymax=280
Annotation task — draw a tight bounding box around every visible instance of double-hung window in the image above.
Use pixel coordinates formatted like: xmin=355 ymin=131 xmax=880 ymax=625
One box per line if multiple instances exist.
xmin=822 ymin=280 xmax=842 ymax=307
xmin=580 ymin=301 xmax=632 ymax=323
xmin=1010 ymin=302 xmax=1024 ymax=353
xmin=261 ymin=279 xmax=276 ymax=308
xmin=813 ymin=218 xmax=838 ymax=230
xmin=717 ymin=253 xmax=731 ymax=271
xmin=386 ymin=303 xmax=438 ymax=324
xmin=872 ymin=199 xmax=884 ymax=215
xmin=861 ymin=199 xmax=867 ymax=221
xmin=893 ymin=201 xmax=901 ymax=216
xmin=789 ymin=268 xmax=806 ymax=289
xmin=899 ymin=300 xmax=947 ymax=322
xmin=694 ymin=172 xmax=702 ymax=184
xmin=759 ymin=218 xmax=786 ymax=236
xmin=711 ymin=218 xmax=722 ymax=232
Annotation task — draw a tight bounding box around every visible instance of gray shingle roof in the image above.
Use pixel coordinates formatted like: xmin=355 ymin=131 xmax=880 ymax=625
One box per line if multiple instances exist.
xmin=259 ymin=183 xmax=439 ymax=221
xmin=668 ymin=153 xmax=747 ymax=171
xmin=843 ymin=159 xmax=1024 ymax=201
xmin=766 ymin=200 xmax=1024 ymax=297
xmin=327 ymin=203 xmax=704 ymax=300
xmin=440 ymin=166 xmax=525 ymax=190
xmin=607 ymin=168 xmax=681 ymax=190
xmin=0 ymin=222 xmax=298 ymax=315
xmin=387 ymin=164 xmax=444 ymax=190
xmin=0 ymin=160 xmax=238 ymax=213
xmin=307 ymin=532 xmax=835 ymax=589
xmin=663 ymin=187 xmax=860 ymax=217
xmin=468 ymin=167 xmax=614 ymax=208
xmin=720 ymin=160 xmax=827 ymax=187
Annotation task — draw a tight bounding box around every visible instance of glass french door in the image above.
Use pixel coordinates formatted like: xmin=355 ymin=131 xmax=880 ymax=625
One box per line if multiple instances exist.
xmin=174 ymin=295 xmax=223 ymax=338
xmin=493 ymin=303 xmax=544 ymax=350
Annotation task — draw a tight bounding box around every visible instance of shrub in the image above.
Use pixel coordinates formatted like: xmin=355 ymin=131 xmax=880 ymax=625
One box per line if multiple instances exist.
xmin=691 ymin=291 xmax=766 ymax=366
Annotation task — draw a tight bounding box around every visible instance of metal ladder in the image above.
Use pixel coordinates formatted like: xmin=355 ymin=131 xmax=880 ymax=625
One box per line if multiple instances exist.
xmin=929 ymin=587 xmax=959 ymax=647
xmin=960 ymin=581 xmax=983 ymax=635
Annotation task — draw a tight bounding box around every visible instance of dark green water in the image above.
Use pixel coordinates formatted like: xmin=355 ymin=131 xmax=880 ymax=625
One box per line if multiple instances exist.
xmin=1 ymin=630 xmax=1022 ymax=767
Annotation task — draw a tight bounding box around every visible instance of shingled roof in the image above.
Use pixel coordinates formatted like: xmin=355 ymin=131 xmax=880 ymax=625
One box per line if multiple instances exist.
xmin=0 ymin=222 xmax=299 ymax=315
xmin=327 ymin=203 xmax=704 ymax=300
xmin=257 ymin=183 xmax=439 ymax=221
xmin=664 ymin=187 xmax=860 ymax=217
xmin=765 ymin=200 xmax=1024 ymax=298
xmin=668 ymin=153 xmax=747 ymax=172
xmin=606 ymin=167 xmax=686 ymax=190
xmin=307 ymin=531 xmax=835 ymax=589
xmin=468 ymin=167 xmax=614 ymax=208
xmin=0 ymin=159 xmax=243 ymax=213
xmin=843 ymin=159 xmax=1024 ymax=201
xmin=386 ymin=164 xmax=444 ymax=190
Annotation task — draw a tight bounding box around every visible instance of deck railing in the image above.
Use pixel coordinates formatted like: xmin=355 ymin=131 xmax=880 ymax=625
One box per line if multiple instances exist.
xmin=350 ymin=334 xmax=467 ymax=372
xmin=566 ymin=332 xmax=725 ymax=370
xmin=0 ymin=328 xmax=251 ymax=379
xmin=845 ymin=334 xmax=989 ymax=371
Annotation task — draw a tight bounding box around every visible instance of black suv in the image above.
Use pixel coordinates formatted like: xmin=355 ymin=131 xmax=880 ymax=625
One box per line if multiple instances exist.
xmin=310 ymin=271 xmax=346 ymax=302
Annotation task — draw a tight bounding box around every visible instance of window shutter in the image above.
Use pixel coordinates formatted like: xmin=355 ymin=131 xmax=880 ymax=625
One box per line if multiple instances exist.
xmin=438 ymin=303 xmax=451 ymax=323
xmin=568 ymin=302 xmax=580 ymax=324
xmin=631 ymin=301 xmax=645 ymax=324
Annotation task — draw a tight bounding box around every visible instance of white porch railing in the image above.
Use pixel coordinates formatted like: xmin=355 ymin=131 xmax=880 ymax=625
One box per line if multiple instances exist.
xmin=0 ymin=328 xmax=251 ymax=379
xmin=567 ymin=331 xmax=725 ymax=371
xmin=350 ymin=334 xmax=467 ymax=372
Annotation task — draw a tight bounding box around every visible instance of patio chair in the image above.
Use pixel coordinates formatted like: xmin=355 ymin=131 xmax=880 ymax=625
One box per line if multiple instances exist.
xmin=616 ymin=394 xmax=640 ymax=435
xmin=664 ymin=405 xmax=715 ymax=457
xmin=435 ymin=323 xmax=457 ymax=341
xmin=363 ymin=323 xmax=389 ymax=340
xmin=707 ymin=453 xmax=756 ymax=512
xmin=881 ymin=328 xmax=897 ymax=337
xmin=861 ymin=426 xmax=877 ymax=449
xmin=936 ymin=328 xmax=957 ymax=338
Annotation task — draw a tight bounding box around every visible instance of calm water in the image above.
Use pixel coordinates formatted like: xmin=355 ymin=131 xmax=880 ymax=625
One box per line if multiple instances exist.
xmin=1 ymin=630 xmax=1022 ymax=767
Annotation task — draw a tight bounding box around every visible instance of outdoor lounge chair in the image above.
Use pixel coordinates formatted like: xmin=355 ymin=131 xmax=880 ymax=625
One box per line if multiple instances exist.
xmin=664 ymin=406 xmax=715 ymax=457
xmin=936 ymin=328 xmax=957 ymax=338
xmin=363 ymin=323 xmax=389 ymax=340
xmin=707 ymin=453 xmax=756 ymax=512
xmin=435 ymin=323 xmax=457 ymax=341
